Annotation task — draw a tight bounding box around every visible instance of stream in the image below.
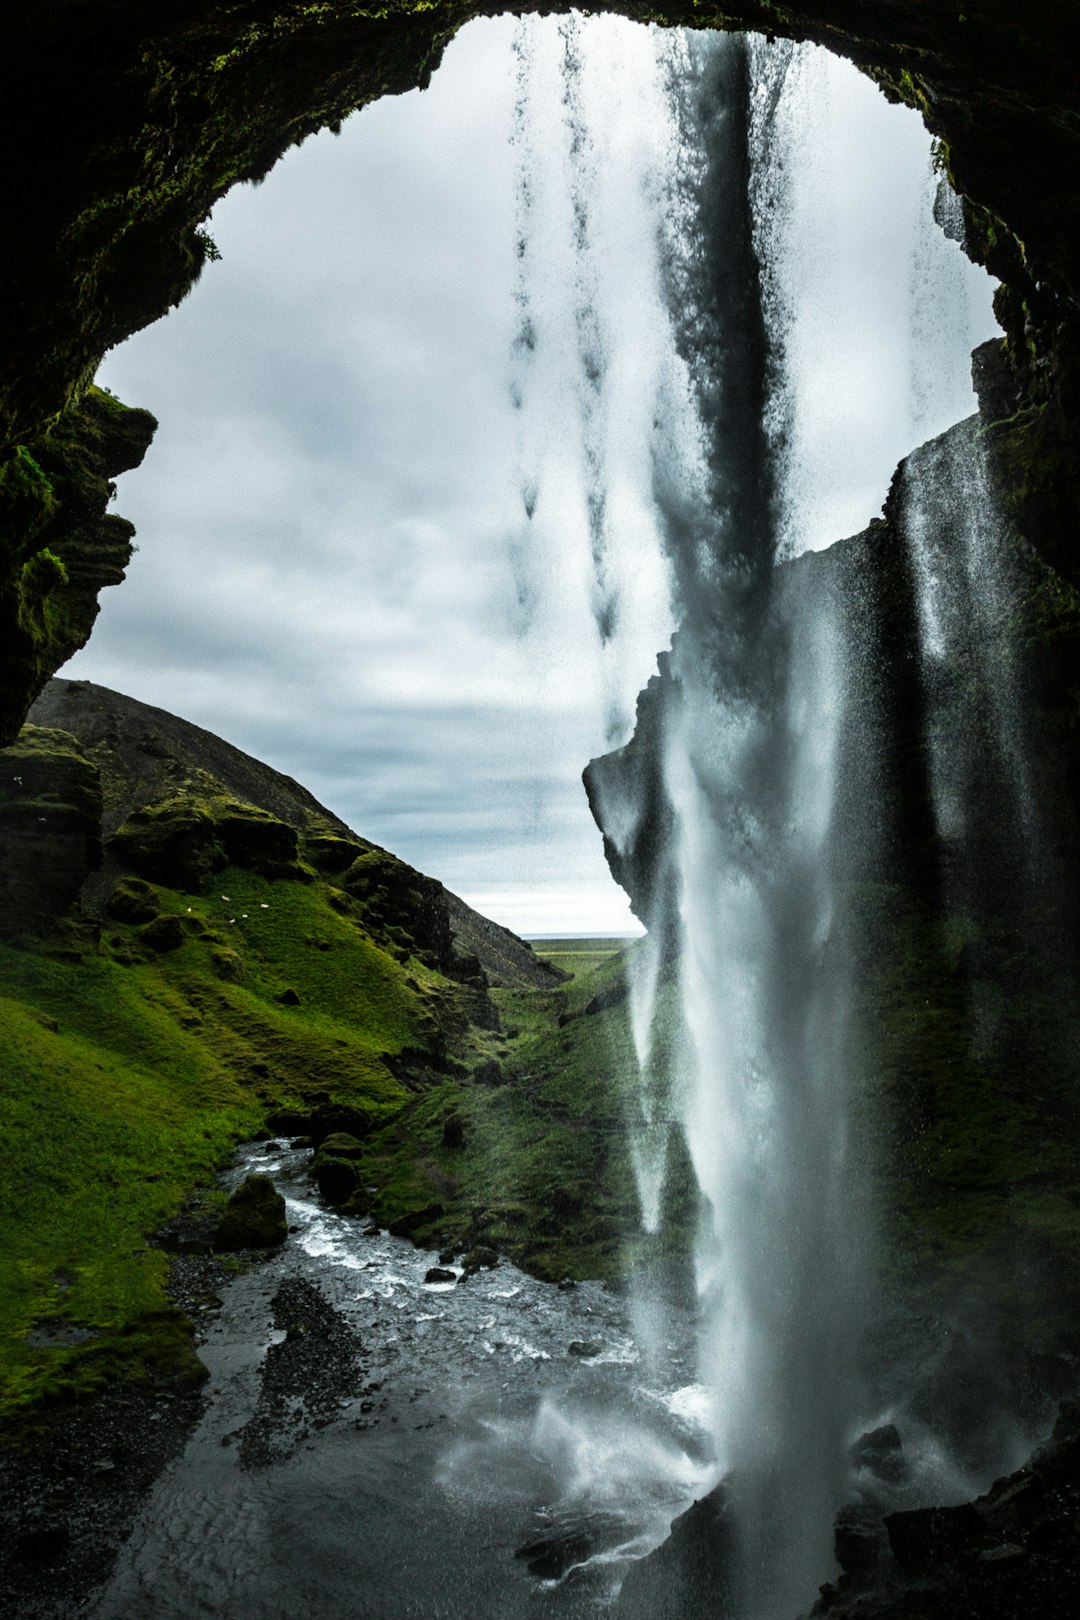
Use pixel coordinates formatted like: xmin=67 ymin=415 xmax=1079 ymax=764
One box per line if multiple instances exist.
xmin=87 ymin=1141 xmax=709 ymax=1619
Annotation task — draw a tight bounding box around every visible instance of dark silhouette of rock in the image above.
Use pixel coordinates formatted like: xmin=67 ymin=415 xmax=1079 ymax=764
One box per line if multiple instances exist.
xmin=815 ymin=1399 xmax=1080 ymax=1620
xmin=213 ymin=1175 xmax=287 ymax=1251
xmin=615 ymin=1482 xmax=740 ymax=1620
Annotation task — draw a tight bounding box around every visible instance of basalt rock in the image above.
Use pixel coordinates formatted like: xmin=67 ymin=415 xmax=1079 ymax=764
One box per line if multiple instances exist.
xmin=615 ymin=1482 xmax=740 ymax=1620
xmin=0 ymin=725 xmax=101 ymax=937
xmin=815 ymin=1399 xmax=1080 ymax=1620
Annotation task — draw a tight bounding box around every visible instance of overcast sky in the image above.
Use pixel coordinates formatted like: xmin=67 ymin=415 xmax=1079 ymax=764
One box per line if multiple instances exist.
xmin=65 ymin=16 xmax=997 ymax=936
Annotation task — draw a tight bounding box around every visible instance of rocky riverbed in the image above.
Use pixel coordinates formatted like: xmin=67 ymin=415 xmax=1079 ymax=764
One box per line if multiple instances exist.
xmin=66 ymin=1140 xmax=712 ymax=1619
xmin=5 ymin=1137 xmax=1077 ymax=1620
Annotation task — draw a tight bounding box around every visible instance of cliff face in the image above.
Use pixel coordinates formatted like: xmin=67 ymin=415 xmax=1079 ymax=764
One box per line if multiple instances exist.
xmin=586 ymin=391 xmax=1080 ymax=1389
xmin=0 ymin=3 xmax=1079 ymax=740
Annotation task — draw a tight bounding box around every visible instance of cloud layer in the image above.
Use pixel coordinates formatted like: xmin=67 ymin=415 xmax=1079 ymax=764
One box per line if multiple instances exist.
xmin=66 ymin=18 xmax=997 ymax=935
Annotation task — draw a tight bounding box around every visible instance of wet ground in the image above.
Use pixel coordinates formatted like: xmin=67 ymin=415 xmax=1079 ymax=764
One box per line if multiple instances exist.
xmin=85 ymin=1140 xmax=715 ymax=1619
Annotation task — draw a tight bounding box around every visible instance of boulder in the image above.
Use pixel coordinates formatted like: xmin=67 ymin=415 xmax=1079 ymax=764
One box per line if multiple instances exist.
xmin=317 ymin=1132 xmax=366 ymax=1161
xmin=312 ymin=1155 xmax=362 ymax=1207
xmin=424 ymin=1267 xmax=456 ymax=1285
xmin=461 ymin=1245 xmax=498 ymax=1273
xmin=105 ymin=876 xmax=159 ymax=923
xmin=136 ymin=913 xmax=184 ymax=952
xmin=213 ymin=1174 xmax=287 ymax=1250
xmin=850 ymin=1422 xmax=908 ymax=1484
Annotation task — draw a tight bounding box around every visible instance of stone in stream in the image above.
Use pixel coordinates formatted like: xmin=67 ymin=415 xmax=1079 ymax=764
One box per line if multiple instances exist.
xmin=212 ymin=1174 xmax=287 ymax=1251
xmin=567 ymin=1340 xmax=602 ymax=1359
xmin=424 ymin=1267 xmax=456 ymax=1285
xmin=460 ymin=1245 xmax=498 ymax=1274
xmin=311 ymin=1154 xmax=363 ymax=1207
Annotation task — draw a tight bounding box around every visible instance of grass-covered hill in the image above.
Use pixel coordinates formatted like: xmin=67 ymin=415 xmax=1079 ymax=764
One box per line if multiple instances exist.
xmin=0 ymin=679 xmax=670 ymax=1430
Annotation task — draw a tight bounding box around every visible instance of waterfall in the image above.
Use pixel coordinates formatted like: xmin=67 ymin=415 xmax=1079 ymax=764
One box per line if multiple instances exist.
xmin=510 ymin=15 xmax=1000 ymax=1614
xmin=649 ymin=35 xmax=858 ymax=1614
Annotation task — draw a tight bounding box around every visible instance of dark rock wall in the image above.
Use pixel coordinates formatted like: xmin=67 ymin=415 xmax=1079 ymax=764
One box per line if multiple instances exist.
xmin=0 ymin=725 xmax=102 ymax=938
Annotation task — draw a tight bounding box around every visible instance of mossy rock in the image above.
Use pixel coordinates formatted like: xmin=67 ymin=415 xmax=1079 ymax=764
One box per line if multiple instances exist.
xmin=387 ymin=1202 xmax=446 ymax=1240
xmin=135 ymin=913 xmax=183 ymax=953
xmin=109 ymin=801 xmax=224 ymax=889
xmin=104 ymin=876 xmax=159 ymax=924
xmin=210 ymin=947 xmax=245 ymax=982
xmin=304 ymin=833 xmax=363 ymax=873
xmin=317 ymin=1132 xmax=366 ymax=1161
xmin=213 ymin=1174 xmax=287 ymax=1252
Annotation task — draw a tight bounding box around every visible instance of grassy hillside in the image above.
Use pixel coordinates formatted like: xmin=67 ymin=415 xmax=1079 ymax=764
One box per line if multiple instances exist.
xmin=0 ymin=682 xmax=660 ymax=1429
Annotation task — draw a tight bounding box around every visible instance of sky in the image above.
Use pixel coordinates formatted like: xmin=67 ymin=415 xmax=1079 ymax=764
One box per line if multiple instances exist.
xmin=64 ymin=16 xmax=998 ymax=936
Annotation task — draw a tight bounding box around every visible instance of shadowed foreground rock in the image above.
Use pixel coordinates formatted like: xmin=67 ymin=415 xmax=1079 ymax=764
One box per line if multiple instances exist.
xmin=615 ymin=1483 xmax=740 ymax=1619
xmin=814 ymin=1400 xmax=1080 ymax=1620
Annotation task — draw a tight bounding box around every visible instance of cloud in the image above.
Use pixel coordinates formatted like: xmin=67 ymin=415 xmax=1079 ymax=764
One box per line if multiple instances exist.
xmin=67 ymin=17 xmax=997 ymax=934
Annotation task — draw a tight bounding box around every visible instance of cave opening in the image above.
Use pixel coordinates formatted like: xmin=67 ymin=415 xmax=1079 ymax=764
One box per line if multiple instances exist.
xmin=10 ymin=9 xmax=1080 ymax=1620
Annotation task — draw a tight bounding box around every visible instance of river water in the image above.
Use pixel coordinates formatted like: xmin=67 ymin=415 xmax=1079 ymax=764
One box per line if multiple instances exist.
xmin=88 ymin=1141 xmax=709 ymax=1619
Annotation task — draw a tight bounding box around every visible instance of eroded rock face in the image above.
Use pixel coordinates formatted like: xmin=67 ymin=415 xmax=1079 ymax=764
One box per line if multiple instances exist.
xmin=0 ymin=724 xmax=102 ymax=937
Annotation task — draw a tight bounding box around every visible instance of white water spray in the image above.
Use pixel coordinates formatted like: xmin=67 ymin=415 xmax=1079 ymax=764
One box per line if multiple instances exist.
xmin=510 ymin=18 xmax=1000 ymax=1616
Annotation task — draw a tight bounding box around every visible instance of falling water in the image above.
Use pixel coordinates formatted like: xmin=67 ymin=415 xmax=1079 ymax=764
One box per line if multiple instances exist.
xmin=510 ymin=17 xmax=999 ymax=1616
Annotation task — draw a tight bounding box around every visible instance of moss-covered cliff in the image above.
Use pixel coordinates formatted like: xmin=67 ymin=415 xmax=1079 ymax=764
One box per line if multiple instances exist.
xmin=1 ymin=2 xmax=1079 ymax=741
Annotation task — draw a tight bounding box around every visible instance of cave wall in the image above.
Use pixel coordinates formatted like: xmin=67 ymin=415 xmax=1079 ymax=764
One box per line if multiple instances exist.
xmin=1 ymin=1 xmax=1079 ymax=743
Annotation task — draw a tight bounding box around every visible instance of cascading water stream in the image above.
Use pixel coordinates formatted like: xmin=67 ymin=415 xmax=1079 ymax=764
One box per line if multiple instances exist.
xmin=511 ymin=19 xmax=997 ymax=1615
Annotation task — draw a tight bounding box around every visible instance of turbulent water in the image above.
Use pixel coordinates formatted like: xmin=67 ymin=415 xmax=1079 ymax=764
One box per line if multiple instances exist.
xmin=87 ymin=1142 xmax=708 ymax=1619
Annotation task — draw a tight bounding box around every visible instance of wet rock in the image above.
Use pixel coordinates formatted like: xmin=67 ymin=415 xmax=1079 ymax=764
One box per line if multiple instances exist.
xmin=312 ymin=1154 xmax=362 ymax=1207
xmin=154 ymin=1208 xmax=219 ymax=1256
xmin=850 ymin=1421 xmax=908 ymax=1485
xmin=615 ymin=1482 xmax=739 ymax=1620
xmin=212 ymin=1174 xmax=287 ymax=1251
xmin=568 ymin=1340 xmax=602 ymax=1359
xmin=835 ymin=1504 xmax=890 ymax=1574
xmin=515 ymin=1529 xmax=591 ymax=1580
xmin=424 ymin=1267 xmax=456 ymax=1285
xmin=238 ymin=1278 xmax=363 ymax=1468
xmin=815 ymin=1398 xmax=1080 ymax=1620
xmin=461 ymin=1245 xmax=498 ymax=1273
xmin=885 ymin=1502 xmax=983 ymax=1569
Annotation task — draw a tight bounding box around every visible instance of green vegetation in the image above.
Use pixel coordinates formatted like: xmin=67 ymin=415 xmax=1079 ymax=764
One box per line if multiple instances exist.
xmin=529 ymin=935 xmax=636 ymax=978
xmin=0 ymin=691 xmax=679 ymax=1430
xmin=0 ymin=860 xmax=432 ymax=1425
